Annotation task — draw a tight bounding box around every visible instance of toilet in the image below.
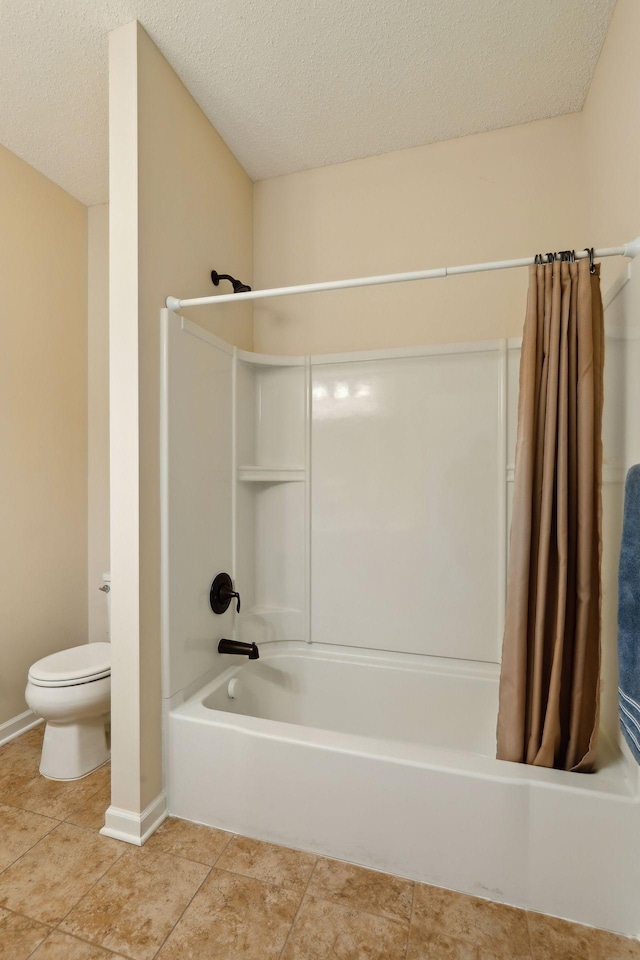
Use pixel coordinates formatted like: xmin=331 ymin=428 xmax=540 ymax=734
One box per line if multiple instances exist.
xmin=25 ymin=575 xmax=111 ymax=781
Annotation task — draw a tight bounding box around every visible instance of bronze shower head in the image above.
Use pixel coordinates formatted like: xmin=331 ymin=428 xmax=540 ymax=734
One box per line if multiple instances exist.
xmin=211 ymin=270 xmax=252 ymax=294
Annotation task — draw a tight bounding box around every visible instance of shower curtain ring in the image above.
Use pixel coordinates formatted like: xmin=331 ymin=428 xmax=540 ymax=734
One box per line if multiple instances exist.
xmin=584 ymin=248 xmax=596 ymax=274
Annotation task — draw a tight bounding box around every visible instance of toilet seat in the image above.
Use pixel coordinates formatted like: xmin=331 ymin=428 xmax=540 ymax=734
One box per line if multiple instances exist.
xmin=28 ymin=642 xmax=111 ymax=688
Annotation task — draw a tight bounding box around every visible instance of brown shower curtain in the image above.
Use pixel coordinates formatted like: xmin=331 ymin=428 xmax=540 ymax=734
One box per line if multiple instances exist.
xmin=496 ymin=257 xmax=604 ymax=772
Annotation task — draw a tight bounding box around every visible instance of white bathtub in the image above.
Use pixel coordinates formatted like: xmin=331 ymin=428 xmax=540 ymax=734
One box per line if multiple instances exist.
xmin=166 ymin=642 xmax=640 ymax=937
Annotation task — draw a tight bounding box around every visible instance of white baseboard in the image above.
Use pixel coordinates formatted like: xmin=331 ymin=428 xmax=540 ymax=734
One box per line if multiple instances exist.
xmin=0 ymin=710 xmax=43 ymax=747
xmin=100 ymin=791 xmax=168 ymax=846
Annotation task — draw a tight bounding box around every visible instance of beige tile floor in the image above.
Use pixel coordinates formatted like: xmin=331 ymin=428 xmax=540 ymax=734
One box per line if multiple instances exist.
xmin=1 ymin=726 xmax=639 ymax=959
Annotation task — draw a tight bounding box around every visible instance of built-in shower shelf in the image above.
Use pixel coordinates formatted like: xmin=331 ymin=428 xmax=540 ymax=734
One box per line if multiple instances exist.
xmin=238 ymin=465 xmax=305 ymax=482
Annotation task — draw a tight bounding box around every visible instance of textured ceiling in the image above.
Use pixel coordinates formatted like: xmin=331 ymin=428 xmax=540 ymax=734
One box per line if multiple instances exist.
xmin=0 ymin=0 xmax=616 ymax=206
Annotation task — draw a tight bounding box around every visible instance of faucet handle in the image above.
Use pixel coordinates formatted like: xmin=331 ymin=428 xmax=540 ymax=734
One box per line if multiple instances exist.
xmin=210 ymin=573 xmax=241 ymax=615
xmin=227 ymin=589 xmax=241 ymax=613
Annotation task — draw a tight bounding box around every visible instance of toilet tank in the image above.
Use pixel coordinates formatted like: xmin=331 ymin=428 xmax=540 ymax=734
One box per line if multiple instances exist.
xmin=102 ymin=572 xmax=111 ymax=641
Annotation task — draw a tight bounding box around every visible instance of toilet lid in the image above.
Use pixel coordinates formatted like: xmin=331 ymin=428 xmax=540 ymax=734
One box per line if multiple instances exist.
xmin=29 ymin=643 xmax=111 ymax=687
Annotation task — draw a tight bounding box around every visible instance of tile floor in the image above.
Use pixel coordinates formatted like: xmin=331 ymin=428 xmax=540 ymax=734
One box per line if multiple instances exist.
xmin=1 ymin=725 xmax=639 ymax=959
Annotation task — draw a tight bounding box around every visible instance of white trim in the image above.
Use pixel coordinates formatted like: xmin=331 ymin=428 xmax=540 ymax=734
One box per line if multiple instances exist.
xmin=100 ymin=791 xmax=168 ymax=845
xmin=0 ymin=710 xmax=43 ymax=747
xmin=175 ymin=299 xmax=638 ymax=377
xmin=236 ymin=349 xmax=304 ymax=367
xmin=160 ymin=311 xmax=171 ymax=701
xmin=497 ymin=340 xmax=508 ymax=659
xmin=304 ymin=356 xmax=312 ymax=644
xmin=231 ymin=347 xmax=238 ymax=582
xmin=237 ymin=465 xmax=305 ymax=483
xmin=311 ymin=339 xmax=501 ymax=366
xmin=180 ymin=316 xmax=235 ymax=354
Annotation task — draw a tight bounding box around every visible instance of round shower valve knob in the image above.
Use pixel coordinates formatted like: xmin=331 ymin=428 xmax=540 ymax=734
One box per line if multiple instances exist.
xmin=210 ymin=573 xmax=241 ymax=614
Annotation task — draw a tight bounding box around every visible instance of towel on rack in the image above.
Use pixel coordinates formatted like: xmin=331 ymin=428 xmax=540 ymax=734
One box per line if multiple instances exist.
xmin=618 ymin=465 xmax=640 ymax=763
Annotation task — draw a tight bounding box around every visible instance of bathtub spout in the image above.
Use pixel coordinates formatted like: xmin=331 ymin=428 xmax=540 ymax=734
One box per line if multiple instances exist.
xmin=218 ymin=638 xmax=260 ymax=660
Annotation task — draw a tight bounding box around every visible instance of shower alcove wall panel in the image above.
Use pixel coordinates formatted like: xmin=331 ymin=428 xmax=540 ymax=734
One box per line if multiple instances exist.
xmin=161 ymin=320 xmax=309 ymax=701
xmin=311 ymin=347 xmax=503 ymax=662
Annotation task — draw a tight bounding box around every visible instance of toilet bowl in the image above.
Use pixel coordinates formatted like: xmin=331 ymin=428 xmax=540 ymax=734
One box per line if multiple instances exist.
xmin=25 ymin=642 xmax=111 ymax=780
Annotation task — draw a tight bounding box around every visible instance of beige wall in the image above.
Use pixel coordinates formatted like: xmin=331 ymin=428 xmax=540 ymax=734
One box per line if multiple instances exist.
xmin=582 ymin=0 xmax=640 ymax=294
xmin=108 ymin=21 xmax=253 ymax=816
xmin=254 ymin=0 xmax=640 ymax=360
xmin=0 ymin=143 xmax=87 ymax=728
xmin=253 ymin=114 xmax=586 ymax=355
xmin=88 ymin=204 xmax=110 ymax=643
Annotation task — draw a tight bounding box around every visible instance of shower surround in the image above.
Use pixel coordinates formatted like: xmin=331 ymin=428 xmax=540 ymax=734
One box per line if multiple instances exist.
xmin=160 ymin=262 xmax=640 ymax=937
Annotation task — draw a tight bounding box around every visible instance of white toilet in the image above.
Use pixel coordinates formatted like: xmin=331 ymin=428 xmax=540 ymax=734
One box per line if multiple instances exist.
xmin=25 ymin=575 xmax=111 ymax=781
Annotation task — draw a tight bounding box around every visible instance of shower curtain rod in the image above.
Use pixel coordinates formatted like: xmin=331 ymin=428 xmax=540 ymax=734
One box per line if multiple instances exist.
xmin=165 ymin=236 xmax=640 ymax=311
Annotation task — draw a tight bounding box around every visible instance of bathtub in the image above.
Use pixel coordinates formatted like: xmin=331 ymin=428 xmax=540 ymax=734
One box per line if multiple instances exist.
xmin=166 ymin=641 xmax=640 ymax=937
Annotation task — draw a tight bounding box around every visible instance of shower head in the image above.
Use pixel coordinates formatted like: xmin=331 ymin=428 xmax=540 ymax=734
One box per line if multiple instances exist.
xmin=211 ymin=270 xmax=252 ymax=294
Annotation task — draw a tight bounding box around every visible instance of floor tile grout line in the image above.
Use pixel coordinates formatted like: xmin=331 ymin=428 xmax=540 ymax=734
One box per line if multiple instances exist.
xmin=62 ymin=774 xmax=113 ymax=823
xmin=69 ymin=931 xmax=137 ymax=960
xmin=0 ymin=768 xmax=111 ymax=823
xmin=0 ymin=799 xmax=60 ymax=826
xmin=23 ymin=927 xmax=50 ymax=960
xmin=3 ymin=731 xmax=110 ymax=817
xmin=0 ymin=788 xmax=66 ymax=820
xmin=276 ymin=857 xmax=318 ymax=960
xmin=210 ymin=858 xmax=415 ymax=929
xmin=212 ymin=862 xmax=318 ymax=895
xmin=290 ymin=860 xmax=416 ymax=925
xmin=147 ymin=862 xmax=214 ymax=959
xmin=54 ymin=852 xmax=141 ymax=960
xmin=46 ymin=829 xmax=235 ymax=958
xmin=142 ymin=845 xmax=232 ymax=870
xmin=145 ymin=820 xmax=235 ymax=869
xmin=24 ymin=926 xmax=126 ymax=960
xmin=61 ymin=818 xmax=109 ymax=835
xmin=56 ymin=827 xmax=236 ymax=957
xmin=0 ymin=819 xmax=70 ymax=886
xmin=525 ymin=912 xmax=535 ymax=960
xmin=307 ymin=855 xmax=321 ymax=884
xmin=0 ymin=904 xmax=53 ymax=933
xmin=0 ymin=796 xmax=65 ymax=819
xmin=405 ymin=881 xmax=416 ymax=958
xmin=55 ymin=919 xmax=139 ymax=960
xmin=305 ymin=892 xmax=413 ymax=929
xmin=51 ymin=830 xmax=130 ymax=929
xmin=208 ymin=826 xmax=235 ymax=864
xmin=85 ymin=827 xmax=237 ymax=960
xmin=0 ymin=813 xmax=59 ymax=876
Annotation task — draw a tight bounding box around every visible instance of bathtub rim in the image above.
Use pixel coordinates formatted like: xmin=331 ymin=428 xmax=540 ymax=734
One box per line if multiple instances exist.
xmin=168 ymin=641 xmax=639 ymax=802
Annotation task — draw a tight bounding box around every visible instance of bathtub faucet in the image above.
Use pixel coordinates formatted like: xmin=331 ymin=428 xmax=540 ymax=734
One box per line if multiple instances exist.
xmin=218 ymin=638 xmax=260 ymax=660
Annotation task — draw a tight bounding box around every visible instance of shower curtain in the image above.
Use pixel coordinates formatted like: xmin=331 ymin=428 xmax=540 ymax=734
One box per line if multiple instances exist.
xmin=496 ymin=257 xmax=604 ymax=772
